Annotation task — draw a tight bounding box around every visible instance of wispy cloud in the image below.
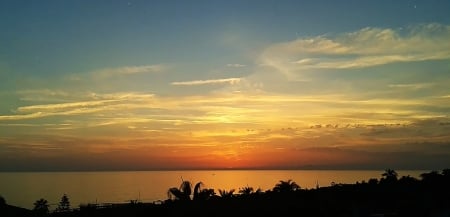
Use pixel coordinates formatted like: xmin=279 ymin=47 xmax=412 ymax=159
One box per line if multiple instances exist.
xmin=293 ymin=54 xmax=444 ymax=69
xmin=17 ymin=89 xmax=70 ymax=97
xmin=0 ymin=112 xmax=47 ymax=121
xmin=171 ymin=78 xmax=242 ymax=86
xmin=0 ymin=92 xmax=155 ymax=121
xmin=17 ymin=89 xmax=71 ymax=102
xmin=59 ymin=64 xmax=166 ymax=83
xmin=226 ymin=63 xmax=246 ymax=68
xmin=261 ymin=23 xmax=450 ymax=76
xmin=16 ymin=100 xmax=118 ymax=113
xmin=388 ymin=83 xmax=434 ymax=90
xmin=436 ymin=95 xmax=450 ymax=99
xmin=87 ymin=92 xmax=155 ymax=100
xmin=92 ymin=64 xmax=164 ymax=78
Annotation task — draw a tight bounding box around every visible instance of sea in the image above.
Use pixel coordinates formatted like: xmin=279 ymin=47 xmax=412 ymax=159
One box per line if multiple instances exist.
xmin=0 ymin=170 xmax=426 ymax=209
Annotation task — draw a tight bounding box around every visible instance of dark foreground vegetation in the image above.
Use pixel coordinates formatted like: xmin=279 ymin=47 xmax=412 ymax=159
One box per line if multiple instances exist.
xmin=1 ymin=169 xmax=450 ymax=217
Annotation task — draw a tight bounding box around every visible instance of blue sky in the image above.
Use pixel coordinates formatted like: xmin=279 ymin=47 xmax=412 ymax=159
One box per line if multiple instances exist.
xmin=3 ymin=0 xmax=447 ymax=76
xmin=1 ymin=0 xmax=450 ymax=170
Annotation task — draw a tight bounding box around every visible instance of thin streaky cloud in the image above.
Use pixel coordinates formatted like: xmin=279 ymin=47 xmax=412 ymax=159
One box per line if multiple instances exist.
xmin=92 ymin=64 xmax=165 ymax=78
xmin=226 ymin=63 xmax=246 ymax=68
xmin=433 ymin=95 xmax=450 ymax=99
xmin=87 ymin=92 xmax=155 ymax=100
xmin=16 ymin=100 xmax=119 ymax=113
xmin=0 ymin=92 xmax=158 ymax=120
xmin=388 ymin=83 xmax=435 ymax=90
xmin=17 ymin=89 xmax=70 ymax=97
xmin=294 ymin=54 xmax=450 ymax=69
xmin=0 ymin=107 xmax=110 ymax=121
xmin=0 ymin=112 xmax=46 ymax=121
xmin=16 ymin=90 xmax=155 ymax=103
xmin=171 ymin=78 xmax=242 ymax=86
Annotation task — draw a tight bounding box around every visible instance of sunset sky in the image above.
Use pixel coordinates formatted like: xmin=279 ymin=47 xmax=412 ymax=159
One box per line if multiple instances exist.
xmin=1 ymin=0 xmax=450 ymax=171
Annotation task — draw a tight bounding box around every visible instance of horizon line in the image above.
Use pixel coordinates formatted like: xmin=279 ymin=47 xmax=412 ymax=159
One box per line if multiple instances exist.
xmin=0 ymin=168 xmax=436 ymax=173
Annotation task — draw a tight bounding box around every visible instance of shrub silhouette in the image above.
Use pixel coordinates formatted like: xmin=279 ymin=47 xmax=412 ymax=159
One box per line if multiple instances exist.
xmin=0 ymin=195 xmax=6 ymax=207
xmin=420 ymin=170 xmax=441 ymax=182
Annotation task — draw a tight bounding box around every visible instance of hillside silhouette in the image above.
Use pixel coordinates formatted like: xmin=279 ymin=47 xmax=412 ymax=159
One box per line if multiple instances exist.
xmin=1 ymin=169 xmax=449 ymax=217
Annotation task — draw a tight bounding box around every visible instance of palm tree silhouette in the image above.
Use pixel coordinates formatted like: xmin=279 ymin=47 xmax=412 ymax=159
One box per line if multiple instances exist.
xmin=382 ymin=169 xmax=398 ymax=181
xmin=380 ymin=169 xmax=399 ymax=186
xmin=168 ymin=180 xmax=211 ymax=201
xmin=238 ymin=186 xmax=254 ymax=195
xmin=273 ymin=179 xmax=300 ymax=193
xmin=33 ymin=198 xmax=49 ymax=216
xmin=218 ymin=189 xmax=235 ymax=198
xmin=193 ymin=182 xmax=203 ymax=200
xmin=168 ymin=180 xmax=193 ymax=201
xmin=193 ymin=182 xmax=215 ymax=200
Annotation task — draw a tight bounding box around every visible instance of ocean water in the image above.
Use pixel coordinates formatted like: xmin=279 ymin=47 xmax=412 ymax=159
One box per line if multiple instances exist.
xmin=0 ymin=170 xmax=425 ymax=209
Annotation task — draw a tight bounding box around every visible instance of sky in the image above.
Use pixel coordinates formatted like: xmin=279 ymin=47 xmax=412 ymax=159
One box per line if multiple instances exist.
xmin=1 ymin=0 xmax=450 ymax=171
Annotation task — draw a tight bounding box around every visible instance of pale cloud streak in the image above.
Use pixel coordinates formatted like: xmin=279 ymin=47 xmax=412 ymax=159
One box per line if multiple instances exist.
xmin=16 ymin=100 xmax=119 ymax=113
xmin=61 ymin=65 xmax=165 ymax=82
xmin=226 ymin=63 xmax=246 ymax=68
xmin=171 ymin=78 xmax=242 ymax=86
xmin=0 ymin=112 xmax=47 ymax=121
xmin=0 ymin=92 xmax=156 ymax=121
xmin=388 ymin=83 xmax=435 ymax=90
xmin=293 ymin=54 xmax=446 ymax=69
xmin=16 ymin=89 xmax=72 ymax=102
xmin=93 ymin=65 xmax=164 ymax=77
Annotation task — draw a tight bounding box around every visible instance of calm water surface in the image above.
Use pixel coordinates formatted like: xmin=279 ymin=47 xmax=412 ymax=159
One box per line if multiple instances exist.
xmin=0 ymin=170 xmax=425 ymax=209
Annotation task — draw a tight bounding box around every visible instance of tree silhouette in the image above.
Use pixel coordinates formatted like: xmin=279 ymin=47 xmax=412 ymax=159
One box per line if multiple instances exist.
xmin=192 ymin=182 xmax=215 ymax=201
xmin=168 ymin=180 xmax=209 ymax=201
xmin=192 ymin=182 xmax=203 ymax=200
xmin=273 ymin=179 xmax=300 ymax=193
xmin=168 ymin=180 xmax=192 ymax=201
xmin=398 ymin=175 xmax=418 ymax=185
xmin=238 ymin=186 xmax=254 ymax=195
xmin=420 ymin=170 xmax=442 ymax=184
xmin=368 ymin=178 xmax=378 ymax=185
xmin=56 ymin=194 xmax=71 ymax=212
xmin=381 ymin=169 xmax=398 ymax=183
xmin=33 ymin=198 xmax=49 ymax=216
xmin=218 ymin=189 xmax=235 ymax=198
